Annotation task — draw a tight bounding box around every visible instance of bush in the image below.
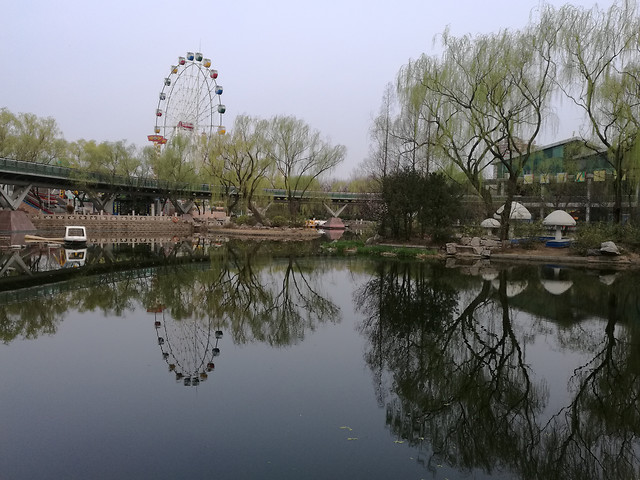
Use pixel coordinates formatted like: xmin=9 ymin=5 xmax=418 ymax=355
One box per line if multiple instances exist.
xmin=429 ymin=227 xmax=456 ymax=245
xmin=233 ymin=215 xmax=257 ymax=226
xmin=572 ymin=222 xmax=640 ymax=254
xmin=458 ymin=224 xmax=485 ymax=238
xmin=270 ymin=215 xmax=289 ymax=227
xmin=513 ymin=220 xmax=546 ymax=239
xmin=290 ymin=217 xmax=306 ymax=228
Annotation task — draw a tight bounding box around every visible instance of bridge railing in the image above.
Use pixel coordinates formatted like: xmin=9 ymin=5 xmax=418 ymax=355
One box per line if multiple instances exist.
xmin=261 ymin=188 xmax=378 ymax=201
xmin=0 ymin=157 xmax=380 ymax=201
xmin=0 ymin=157 xmax=219 ymax=195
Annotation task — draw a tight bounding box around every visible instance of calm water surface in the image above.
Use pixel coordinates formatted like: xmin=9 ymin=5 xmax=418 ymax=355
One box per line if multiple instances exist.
xmin=1 ymin=240 xmax=639 ymax=479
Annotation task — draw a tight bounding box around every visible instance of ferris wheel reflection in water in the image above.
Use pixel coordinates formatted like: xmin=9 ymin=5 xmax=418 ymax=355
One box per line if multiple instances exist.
xmin=149 ymin=305 xmax=223 ymax=387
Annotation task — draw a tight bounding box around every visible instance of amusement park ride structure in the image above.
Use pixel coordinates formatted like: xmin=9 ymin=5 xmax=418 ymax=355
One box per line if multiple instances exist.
xmin=149 ymin=51 xmax=226 ymax=148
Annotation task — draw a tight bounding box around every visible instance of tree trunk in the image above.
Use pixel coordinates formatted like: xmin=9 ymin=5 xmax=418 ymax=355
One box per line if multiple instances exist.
xmin=500 ymin=175 xmax=517 ymax=241
xmin=249 ymin=200 xmax=268 ymax=226
xmin=613 ymin=173 xmax=623 ymax=224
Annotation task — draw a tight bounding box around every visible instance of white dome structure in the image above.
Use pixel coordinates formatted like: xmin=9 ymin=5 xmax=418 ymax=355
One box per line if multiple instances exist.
xmin=494 ymin=202 xmax=532 ymax=221
xmin=542 ymin=210 xmax=576 ymax=241
xmin=480 ymin=218 xmax=500 ymax=236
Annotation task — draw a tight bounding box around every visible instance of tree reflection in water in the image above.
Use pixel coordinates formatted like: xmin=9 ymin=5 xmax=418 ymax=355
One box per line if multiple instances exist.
xmin=143 ymin=241 xmax=341 ymax=384
xmin=355 ymin=259 xmax=640 ymax=479
xmin=144 ymin=241 xmax=340 ymax=348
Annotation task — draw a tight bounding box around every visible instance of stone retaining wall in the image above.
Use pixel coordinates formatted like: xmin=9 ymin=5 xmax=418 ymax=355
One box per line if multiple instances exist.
xmin=30 ymin=214 xmax=192 ymax=236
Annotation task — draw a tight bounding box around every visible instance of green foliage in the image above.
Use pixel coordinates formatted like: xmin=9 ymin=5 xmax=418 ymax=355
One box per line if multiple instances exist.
xmin=265 ymin=115 xmax=346 ymax=219
xmin=269 ymin=215 xmax=289 ymax=227
xmin=233 ymin=215 xmax=257 ymax=226
xmin=513 ymin=221 xmax=546 ymax=239
xmin=419 ymin=173 xmax=463 ymax=243
xmin=0 ymin=108 xmax=66 ymax=164
xmin=381 ymin=168 xmax=461 ymax=242
xmin=458 ymin=224 xmax=486 ymax=238
xmin=572 ymin=222 xmax=640 ymax=254
xmin=149 ymin=134 xmax=198 ymax=183
xmin=290 ymin=217 xmax=306 ymax=228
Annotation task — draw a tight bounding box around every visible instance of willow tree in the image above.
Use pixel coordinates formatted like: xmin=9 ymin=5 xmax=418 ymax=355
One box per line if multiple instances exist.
xmin=148 ymin=135 xmax=198 ymax=184
xmin=364 ymin=83 xmax=398 ymax=187
xmin=435 ymin=21 xmax=557 ymax=239
xmin=203 ymin=115 xmax=274 ymax=223
xmin=394 ymin=69 xmax=434 ymax=174
xmin=0 ymin=108 xmax=66 ymax=164
xmin=66 ymin=139 xmax=143 ymax=213
xmin=265 ymin=115 xmax=345 ymax=218
xmin=399 ymin=52 xmax=497 ymax=217
xmin=554 ymin=0 xmax=640 ymax=223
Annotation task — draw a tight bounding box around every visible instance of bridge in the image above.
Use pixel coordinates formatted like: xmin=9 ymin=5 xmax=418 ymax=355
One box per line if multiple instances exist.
xmin=0 ymin=157 xmax=373 ymax=217
xmin=3 ymin=157 xmax=627 ymax=224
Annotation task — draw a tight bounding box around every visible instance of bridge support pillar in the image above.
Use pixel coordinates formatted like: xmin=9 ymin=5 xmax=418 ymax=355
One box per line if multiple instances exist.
xmin=171 ymin=199 xmax=194 ymax=215
xmin=253 ymin=202 xmax=272 ymax=218
xmin=323 ymin=203 xmax=347 ymax=218
xmin=0 ymin=210 xmax=36 ymax=233
xmin=0 ymin=251 xmax=31 ymax=276
xmin=0 ymin=184 xmax=33 ymax=211
xmin=88 ymin=193 xmax=116 ymax=214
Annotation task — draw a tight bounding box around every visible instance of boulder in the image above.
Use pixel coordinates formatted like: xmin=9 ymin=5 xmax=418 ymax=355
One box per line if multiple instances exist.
xmin=600 ymin=241 xmax=621 ymax=255
xmin=445 ymin=243 xmax=457 ymax=255
xmin=481 ymin=239 xmax=501 ymax=248
xmin=460 ymin=236 xmax=472 ymax=246
xmin=365 ymin=234 xmax=381 ymax=245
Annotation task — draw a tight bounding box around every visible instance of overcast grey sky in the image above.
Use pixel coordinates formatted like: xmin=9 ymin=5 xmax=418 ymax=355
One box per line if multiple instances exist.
xmin=1 ymin=0 xmax=613 ymax=178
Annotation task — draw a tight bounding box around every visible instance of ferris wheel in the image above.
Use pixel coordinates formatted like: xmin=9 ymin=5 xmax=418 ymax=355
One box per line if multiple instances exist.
xmin=149 ymin=51 xmax=226 ymax=146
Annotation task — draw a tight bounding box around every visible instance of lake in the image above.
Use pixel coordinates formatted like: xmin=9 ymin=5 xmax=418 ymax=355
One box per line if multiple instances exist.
xmin=1 ymin=239 xmax=639 ymax=479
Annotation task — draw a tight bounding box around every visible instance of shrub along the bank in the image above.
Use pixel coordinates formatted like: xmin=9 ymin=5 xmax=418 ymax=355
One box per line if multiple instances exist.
xmin=571 ymin=222 xmax=640 ymax=255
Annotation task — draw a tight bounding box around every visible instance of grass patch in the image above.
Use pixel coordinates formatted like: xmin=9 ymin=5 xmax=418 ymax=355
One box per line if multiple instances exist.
xmin=321 ymin=240 xmax=439 ymax=259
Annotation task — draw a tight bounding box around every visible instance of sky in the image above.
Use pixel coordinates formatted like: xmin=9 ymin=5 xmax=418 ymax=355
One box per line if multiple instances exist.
xmin=1 ymin=0 xmax=615 ymax=179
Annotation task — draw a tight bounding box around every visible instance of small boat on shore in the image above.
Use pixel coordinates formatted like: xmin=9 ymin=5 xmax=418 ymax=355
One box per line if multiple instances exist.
xmin=64 ymin=226 xmax=87 ymax=245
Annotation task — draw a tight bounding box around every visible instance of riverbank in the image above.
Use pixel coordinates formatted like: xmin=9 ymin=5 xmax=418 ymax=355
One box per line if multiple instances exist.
xmin=332 ymin=238 xmax=640 ymax=270
xmin=465 ymin=243 xmax=640 ymax=269
xmin=205 ymin=225 xmax=321 ymax=240
xmin=17 ymin=212 xmax=640 ymax=268
xmin=25 ymin=213 xmax=322 ymax=240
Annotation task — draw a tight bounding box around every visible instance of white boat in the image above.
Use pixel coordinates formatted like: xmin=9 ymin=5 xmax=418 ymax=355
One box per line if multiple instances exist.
xmin=63 ymin=248 xmax=87 ymax=268
xmin=64 ymin=226 xmax=87 ymax=245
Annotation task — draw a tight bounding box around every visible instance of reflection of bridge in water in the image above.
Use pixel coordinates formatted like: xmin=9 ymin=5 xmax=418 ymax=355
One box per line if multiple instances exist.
xmin=0 ymin=240 xmax=214 ymax=305
xmin=0 ymin=238 xmax=234 ymax=390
